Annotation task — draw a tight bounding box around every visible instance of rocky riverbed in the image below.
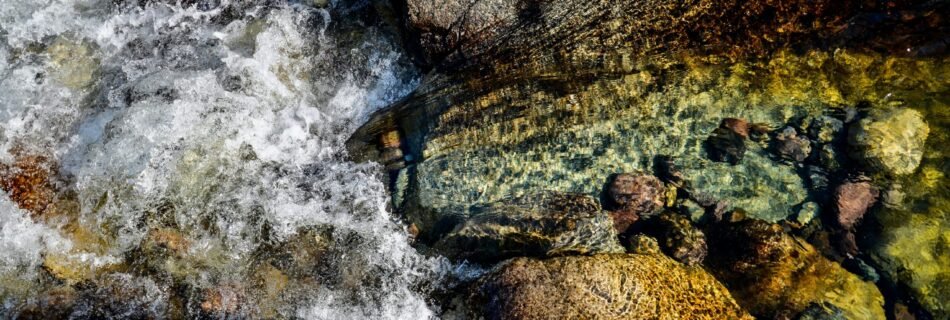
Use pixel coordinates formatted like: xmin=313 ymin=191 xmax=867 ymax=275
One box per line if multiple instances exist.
xmin=2 ymin=0 xmax=949 ymax=319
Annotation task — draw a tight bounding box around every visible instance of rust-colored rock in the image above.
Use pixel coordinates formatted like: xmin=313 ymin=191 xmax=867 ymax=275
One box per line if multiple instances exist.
xmin=834 ymin=180 xmax=880 ymax=229
xmin=472 ymin=254 xmax=751 ymax=319
xmin=0 ymin=155 xmax=57 ymax=217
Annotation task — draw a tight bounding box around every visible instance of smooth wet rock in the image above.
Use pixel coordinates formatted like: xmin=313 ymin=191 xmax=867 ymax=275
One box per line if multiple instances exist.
xmin=772 ymin=127 xmax=812 ymax=162
xmin=705 ymin=219 xmax=885 ymax=319
xmin=606 ymin=173 xmax=666 ymax=222
xmin=472 ymin=254 xmax=751 ymax=319
xmin=432 ymin=192 xmax=623 ymax=262
xmin=643 ymin=212 xmax=707 ymax=266
xmin=881 ymin=184 xmax=906 ymax=209
xmin=848 ymin=108 xmax=929 ymax=176
xmin=705 ymin=127 xmax=746 ymax=165
xmin=834 ymin=179 xmax=879 ymax=230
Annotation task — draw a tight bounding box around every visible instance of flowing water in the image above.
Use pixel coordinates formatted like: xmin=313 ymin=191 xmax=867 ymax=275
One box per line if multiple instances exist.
xmin=0 ymin=0 xmax=460 ymax=318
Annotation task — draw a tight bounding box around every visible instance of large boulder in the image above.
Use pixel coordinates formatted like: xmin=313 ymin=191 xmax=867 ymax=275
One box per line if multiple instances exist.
xmin=402 ymin=0 xmax=943 ymax=69
xmin=704 ymin=219 xmax=885 ymax=319
xmin=431 ymin=192 xmax=623 ymax=262
xmin=848 ymin=108 xmax=930 ymax=176
xmin=471 ymin=254 xmax=751 ymax=319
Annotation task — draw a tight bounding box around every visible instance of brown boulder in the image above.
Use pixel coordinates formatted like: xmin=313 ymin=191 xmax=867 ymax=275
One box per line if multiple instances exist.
xmin=606 ymin=173 xmax=666 ymax=224
xmin=834 ymin=180 xmax=880 ymax=229
xmin=472 ymin=254 xmax=751 ymax=320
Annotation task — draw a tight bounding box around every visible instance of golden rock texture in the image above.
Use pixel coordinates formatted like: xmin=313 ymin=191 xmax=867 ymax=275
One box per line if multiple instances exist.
xmin=472 ymin=254 xmax=751 ymax=320
xmin=705 ymin=219 xmax=885 ymax=319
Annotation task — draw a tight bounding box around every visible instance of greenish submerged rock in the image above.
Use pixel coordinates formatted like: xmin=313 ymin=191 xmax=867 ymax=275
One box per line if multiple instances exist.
xmin=430 ymin=192 xmax=623 ymax=262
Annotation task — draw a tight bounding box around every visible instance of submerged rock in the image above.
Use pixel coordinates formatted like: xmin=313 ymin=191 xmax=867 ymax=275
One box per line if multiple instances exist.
xmin=795 ymin=202 xmax=819 ymax=226
xmin=625 ymin=234 xmax=662 ymax=255
xmin=0 ymin=155 xmax=58 ymax=218
xmin=833 ymin=179 xmax=880 ymax=230
xmin=772 ymin=126 xmax=812 ymax=162
xmin=705 ymin=127 xmax=747 ymax=165
xmin=642 ymin=212 xmax=707 ymax=266
xmin=870 ymin=205 xmax=950 ymax=317
xmin=795 ymin=302 xmax=846 ymax=320
xmin=432 ymin=192 xmax=624 ymax=262
xmin=606 ymin=172 xmax=666 ymax=224
xmin=70 ymin=273 xmax=169 ymax=319
xmin=199 ymin=284 xmax=248 ymax=318
xmin=471 ymin=254 xmax=751 ymax=319
xmin=807 ymin=116 xmax=845 ymax=144
xmin=720 ymin=118 xmax=751 ymax=139
xmin=45 ymin=36 xmax=100 ymax=90
xmin=682 ymin=150 xmax=807 ymax=222
xmin=704 ymin=219 xmax=885 ymax=319
xmin=848 ymin=108 xmax=930 ymax=176
xmin=14 ymin=286 xmax=78 ymax=319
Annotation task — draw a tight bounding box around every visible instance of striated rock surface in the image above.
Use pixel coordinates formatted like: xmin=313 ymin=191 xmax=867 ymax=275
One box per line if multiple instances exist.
xmin=472 ymin=254 xmax=751 ymax=320
xmin=848 ymin=108 xmax=930 ymax=176
xmin=402 ymin=0 xmax=947 ymax=69
xmin=705 ymin=219 xmax=885 ymax=319
xmin=431 ymin=192 xmax=623 ymax=262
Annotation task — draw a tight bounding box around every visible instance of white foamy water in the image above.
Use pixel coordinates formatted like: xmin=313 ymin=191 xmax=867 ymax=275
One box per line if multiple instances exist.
xmin=0 ymin=0 xmax=452 ymax=318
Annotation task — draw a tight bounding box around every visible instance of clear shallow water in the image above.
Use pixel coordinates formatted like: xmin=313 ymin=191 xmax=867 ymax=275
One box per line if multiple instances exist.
xmin=0 ymin=0 xmax=459 ymax=318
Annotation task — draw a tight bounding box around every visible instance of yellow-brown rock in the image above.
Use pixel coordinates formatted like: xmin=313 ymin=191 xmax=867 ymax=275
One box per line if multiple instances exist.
xmin=705 ymin=219 xmax=885 ymax=319
xmin=472 ymin=254 xmax=751 ymax=320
